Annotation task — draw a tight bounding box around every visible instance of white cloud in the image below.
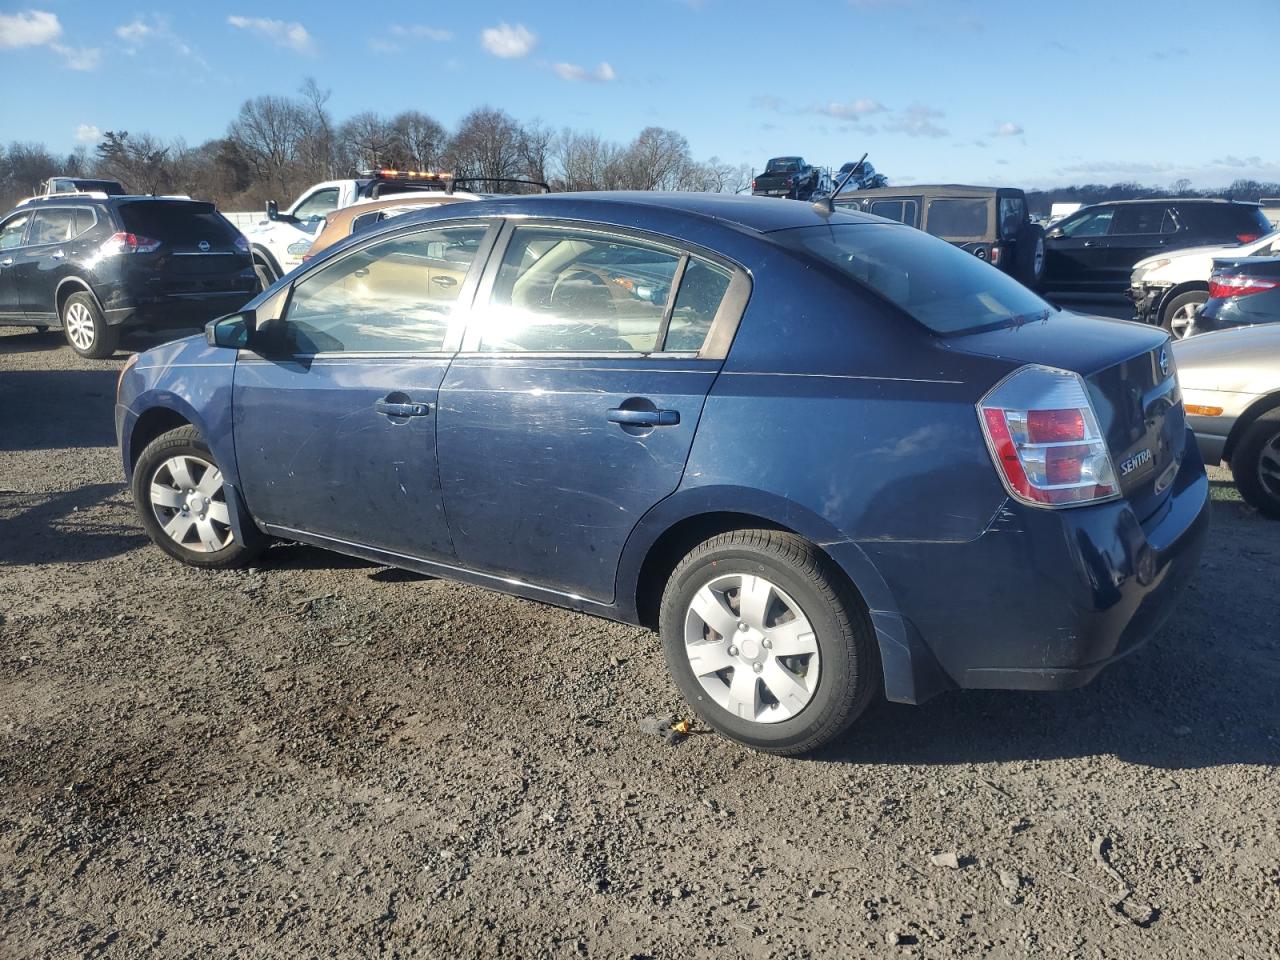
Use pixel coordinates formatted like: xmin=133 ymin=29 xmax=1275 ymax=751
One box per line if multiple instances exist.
xmin=75 ymin=123 xmax=101 ymax=143
xmin=228 ymin=15 xmax=314 ymax=54
xmin=994 ymin=121 xmax=1023 ymax=137
xmin=818 ymin=98 xmax=886 ymax=120
xmin=0 ymin=9 xmax=61 ymax=48
xmin=481 ymin=22 xmax=535 ymax=58
xmin=887 ymin=103 xmax=948 ymax=138
xmin=392 ymin=24 xmax=453 ymax=42
xmin=115 ymin=19 xmax=151 ymax=44
xmin=553 ymin=60 xmax=615 ymax=82
xmin=52 ymin=43 xmax=100 ymax=70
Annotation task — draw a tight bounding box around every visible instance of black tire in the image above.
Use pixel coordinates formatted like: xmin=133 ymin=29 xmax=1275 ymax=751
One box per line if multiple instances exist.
xmin=253 ymin=255 xmax=278 ymax=292
xmin=131 ymin=425 xmax=268 ymax=568
xmin=1160 ymin=290 xmax=1208 ymax=340
xmin=658 ymin=530 xmax=879 ymax=755
xmin=1015 ymin=223 xmax=1046 ymax=289
xmin=1229 ymin=409 xmax=1280 ymax=520
xmin=61 ymin=291 xmax=118 ymax=359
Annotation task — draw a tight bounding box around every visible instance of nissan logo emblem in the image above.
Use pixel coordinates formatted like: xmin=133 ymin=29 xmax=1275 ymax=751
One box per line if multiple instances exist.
xmin=198 ymin=240 xmax=210 ymax=252
xmin=1159 ymin=348 xmax=1170 ymax=378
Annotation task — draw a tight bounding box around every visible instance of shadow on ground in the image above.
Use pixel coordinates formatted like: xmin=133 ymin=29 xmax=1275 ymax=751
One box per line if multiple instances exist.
xmin=0 ymin=369 xmax=121 ymax=451
xmin=0 ymin=484 xmax=147 ymax=565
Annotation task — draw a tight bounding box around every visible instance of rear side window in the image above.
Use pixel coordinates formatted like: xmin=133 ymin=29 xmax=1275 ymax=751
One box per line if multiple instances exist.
xmin=665 ymin=259 xmax=732 ymax=352
xmin=1111 ymin=205 xmax=1172 ymax=235
xmin=925 ymin=198 xmax=989 ymax=239
xmin=998 ymin=196 xmax=1026 ymax=239
xmin=776 ymin=222 xmax=1052 ymax=336
xmin=868 ymin=199 xmax=919 ymax=227
xmin=116 ymin=201 xmax=237 ymax=242
xmin=29 ymin=207 xmax=97 ymax=245
xmin=1177 ymin=204 xmax=1272 ymax=239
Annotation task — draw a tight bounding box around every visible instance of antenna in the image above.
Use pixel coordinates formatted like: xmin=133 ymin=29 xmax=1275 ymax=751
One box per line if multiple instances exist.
xmin=812 ymin=153 xmax=868 ymax=216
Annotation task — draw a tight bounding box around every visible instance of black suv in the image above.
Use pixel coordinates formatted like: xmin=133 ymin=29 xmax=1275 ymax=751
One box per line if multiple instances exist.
xmin=836 ymin=185 xmax=1046 ymax=287
xmin=1042 ymin=199 xmax=1272 ymax=295
xmin=0 ymin=194 xmax=256 ymax=358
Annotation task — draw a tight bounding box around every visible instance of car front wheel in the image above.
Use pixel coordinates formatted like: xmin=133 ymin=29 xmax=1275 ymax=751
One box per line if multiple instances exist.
xmin=659 ymin=530 xmax=879 ymax=755
xmin=1230 ymin=410 xmax=1280 ymax=519
xmin=61 ymin=291 xmax=118 ymax=359
xmin=1161 ymin=290 xmax=1207 ymax=339
xmin=132 ymin=425 xmax=267 ymax=568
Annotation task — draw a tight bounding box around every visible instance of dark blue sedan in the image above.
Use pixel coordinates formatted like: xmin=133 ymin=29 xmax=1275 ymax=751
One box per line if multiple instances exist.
xmin=115 ymin=193 xmax=1210 ymax=754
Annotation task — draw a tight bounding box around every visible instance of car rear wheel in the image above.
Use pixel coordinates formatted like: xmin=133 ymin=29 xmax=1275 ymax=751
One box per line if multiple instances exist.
xmin=1230 ymin=410 xmax=1280 ymax=519
xmin=61 ymin=291 xmax=118 ymax=359
xmin=1016 ymin=224 xmax=1046 ymax=289
xmin=1161 ymin=290 xmax=1207 ymax=339
xmin=659 ymin=530 xmax=879 ymax=755
xmin=132 ymin=425 xmax=267 ymax=568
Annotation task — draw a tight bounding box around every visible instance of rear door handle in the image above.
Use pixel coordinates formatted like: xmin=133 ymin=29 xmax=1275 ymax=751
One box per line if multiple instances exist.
xmin=607 ymin=407 xmax=680 ymax=427
xmin=0 ymin=258 xmax=12 ymax=267
xmin=375 ymin=399 xmax=431 ymax=417
xmin=50 ymin=249 xmax=66 ymax=260
xmin=431 ymin=275 xmax=457 ymax=287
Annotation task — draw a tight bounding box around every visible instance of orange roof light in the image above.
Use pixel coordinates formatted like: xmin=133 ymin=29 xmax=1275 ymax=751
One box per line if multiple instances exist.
xmin=373 ymin=169 xmax=453 ymax=180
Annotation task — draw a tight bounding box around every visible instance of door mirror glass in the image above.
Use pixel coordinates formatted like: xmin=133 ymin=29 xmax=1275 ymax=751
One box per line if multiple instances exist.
xmin=1046 ymin=225 xmax=1064 ymax=239
xmin=206 ymin=310 xmax=255 ymax=349
xmin=265 ymin=200 xmax=279 ymax=221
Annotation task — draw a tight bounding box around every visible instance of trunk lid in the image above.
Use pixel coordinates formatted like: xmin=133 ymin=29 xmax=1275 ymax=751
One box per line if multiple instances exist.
xmin=115 ymin=199 xmax=252 ymax=293
xmin=951 ymin=311 xmax=1185 ymax=520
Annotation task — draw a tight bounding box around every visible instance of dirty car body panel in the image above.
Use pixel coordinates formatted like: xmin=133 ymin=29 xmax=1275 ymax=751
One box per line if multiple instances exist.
xmin=117 ymin=192 xmax=1209 ymax=707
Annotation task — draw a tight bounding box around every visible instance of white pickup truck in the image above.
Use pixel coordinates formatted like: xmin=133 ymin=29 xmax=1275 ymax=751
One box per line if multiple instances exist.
xmin=244 ymin=171 xmax=548 ymax=288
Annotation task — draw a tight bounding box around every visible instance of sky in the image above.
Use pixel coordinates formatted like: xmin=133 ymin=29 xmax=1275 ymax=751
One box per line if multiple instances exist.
xmin=2 ymin=0 xmax=1278 ymax=190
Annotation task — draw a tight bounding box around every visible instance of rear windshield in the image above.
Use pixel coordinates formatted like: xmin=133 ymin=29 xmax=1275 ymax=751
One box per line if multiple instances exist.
xmin=776 ymin=222 xmax=1052 ymax=336
xmin=765 ymin=158 xmax=800 ymax=173
xmin=115 ymin=200 xmax=237 ymax=240
xmin=925 ymin=198 xmax=990 ymax=239
xmin=1176 ymin=204 xmax=1271 ymax=238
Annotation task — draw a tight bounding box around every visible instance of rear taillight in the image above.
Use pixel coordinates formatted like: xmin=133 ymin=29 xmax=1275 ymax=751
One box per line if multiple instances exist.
xmin=234 ymin=234 xmax=249 ymax=253
xmin=989 ymin=245 xmax=1001 ymax=265
xmin=1237 ymin=233 xmax=1260 ymax=243
xmin=100 ymin=231 xmax=161 ymax=255
xmin=1208 ymin=272 xmax=1278 ymax=299
xmin=978 ymin=365 xmax=1119 ymax=508
xmin=751 ymin=179 xmax=757 ymax=190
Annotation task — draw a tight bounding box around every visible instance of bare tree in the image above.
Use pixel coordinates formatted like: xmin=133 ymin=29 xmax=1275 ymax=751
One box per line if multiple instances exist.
xmin=553 ymin=129 xmax=625 ymax=191
xmin=228 ymin=95 xmax=309 ymax=196
xmin=519 ymin=121 xmax=554 ymax=189
xmin=391 ymin=111 xmax=448 ymax=171
xmin=95 ymin=131 xmax=172 ymax=194
xmin=338 ymin=112 xmax=397 ymax=171
xmin=298 ymin=77 xmax=336 ymax=180
xmin=447 ymin=107 xmax=524 ymax=181
xmin=621 ymin=127 xmax=693 ymax=191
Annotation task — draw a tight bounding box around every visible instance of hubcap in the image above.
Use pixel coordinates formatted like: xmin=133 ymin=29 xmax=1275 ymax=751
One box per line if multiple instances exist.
xmin=1169 ymin=302 xmax=1200 ymax=339
xmin=683 ymin=573 xmax=820 ymax=724
xmin=64 ymin=302 xmax=95 ymax=350
xmin=1259 ymin=431 xmax=1280 ymax=501
xmin=1033 ymin=237 xmax=1045 ymax=276
xmin=149 ymin=455 xmax=234 ymax=553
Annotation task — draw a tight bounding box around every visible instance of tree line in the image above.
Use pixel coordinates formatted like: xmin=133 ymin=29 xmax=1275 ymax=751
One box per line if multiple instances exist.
xmin=1 ymin=79 xmax=1277 ymax=215
xmin=0 ymin=79 xmax=751 ymax=213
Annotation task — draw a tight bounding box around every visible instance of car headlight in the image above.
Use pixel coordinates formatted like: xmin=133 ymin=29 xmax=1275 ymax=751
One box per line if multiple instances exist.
xmin=1139 ymin=258 xmax=1171 ymax=276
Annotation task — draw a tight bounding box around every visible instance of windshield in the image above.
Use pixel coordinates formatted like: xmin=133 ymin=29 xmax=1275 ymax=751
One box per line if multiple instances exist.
xmin=775 ymin=222 xmax=1053 ymax=336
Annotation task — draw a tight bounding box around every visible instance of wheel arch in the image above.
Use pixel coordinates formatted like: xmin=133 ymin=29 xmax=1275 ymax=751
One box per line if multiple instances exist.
xmin=250 ymin=244 xmax=283 ymax=278
xmin=128 ymin=406 xmax=195 ymax=475
xmin=1224 ymin=390 xmax=1280 ymax=462
xmin=1157 ymin=280 xmax=1210 ymax=318
xmin=54 ymin=276 xmax=104 ymax=320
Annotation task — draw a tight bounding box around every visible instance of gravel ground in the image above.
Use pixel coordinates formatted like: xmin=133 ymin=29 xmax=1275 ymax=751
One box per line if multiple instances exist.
xmin=1 ymin=323 xmax=1277 ymax=960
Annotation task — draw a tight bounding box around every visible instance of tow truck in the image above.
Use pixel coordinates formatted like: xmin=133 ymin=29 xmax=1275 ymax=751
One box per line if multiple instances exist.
xmin=244 ymin=170 xmax=548 ymax=288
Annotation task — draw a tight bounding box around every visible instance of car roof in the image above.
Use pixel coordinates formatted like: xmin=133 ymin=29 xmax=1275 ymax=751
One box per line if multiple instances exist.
xmin=1081 ymin=198 xmax=1262 ymax=207
xmin=388 ymin=191 xmax=882 ymax=235
xmin=840 ymin=184 xmax=1014 ymax=199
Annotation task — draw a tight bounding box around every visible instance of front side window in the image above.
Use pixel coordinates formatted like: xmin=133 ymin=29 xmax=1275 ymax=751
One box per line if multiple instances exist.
xmin=925 ymin=198 xmax=990 ymax=239
xmin=478 ymin=228 xmax=684 ymax=353
xmin=1060 ymin=207 xmax=1115 ymax=238
xmin=1111 ymin=205 xmax=1169 ymax=236
xmin=292 ymin=188 xmax=341 ymax=221
xmin=776 ymin=222 xmax=1052 ymax=336
xmin=0 ymin=212 xmax=33 ymax=249
xmin=270 ymin=225 xmax=487 ymax=355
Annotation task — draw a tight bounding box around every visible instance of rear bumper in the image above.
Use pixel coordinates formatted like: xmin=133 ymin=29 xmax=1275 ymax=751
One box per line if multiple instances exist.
xmin=104 ymin=289 xmax=256 ymax=328
xmin=862 ymin=431 xmax=1209 ymax=699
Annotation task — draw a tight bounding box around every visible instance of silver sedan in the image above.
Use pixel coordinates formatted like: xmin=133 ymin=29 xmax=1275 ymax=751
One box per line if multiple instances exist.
xmin=1174 ymin=323 xmax=1280 ymax=517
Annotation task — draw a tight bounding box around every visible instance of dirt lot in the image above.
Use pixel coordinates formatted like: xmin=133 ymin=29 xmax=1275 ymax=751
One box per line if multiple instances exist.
xmin=1 ymin=323 xmax=1277 ymax=959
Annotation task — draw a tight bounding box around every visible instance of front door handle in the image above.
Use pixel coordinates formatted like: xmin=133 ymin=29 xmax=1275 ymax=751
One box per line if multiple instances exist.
xmin=431 ymin=275 xmax=457 ymax=288
xmin=0 ymin=258 xmax=12 ymax=267
xmin=607 ymin=407 xmax=680 ymax=427
xmin=50 ymin=249 xmax=66 ymax=261
xmin=375 ymin=398 xmax=431 ymax=418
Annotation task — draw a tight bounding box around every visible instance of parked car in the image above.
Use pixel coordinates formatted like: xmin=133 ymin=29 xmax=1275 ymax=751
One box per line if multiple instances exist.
xmin=246 ymin=170 xmax=546 ymax=288
xmin=831 ymin=159 xmax=888 ymax=193
xmin=1191 ymin=256 xmax=1280 ymax=337
xmin=1129 ymin=230 xmax=1280 ymax=338
xmin=116 ymin=193 xmax=1208 ymax=755
xmin=302 ymin=193 xmax=475 ymax=262
xmin=0 ymin=194 xmax=255 ymax=357
xmin=835 ymin=185 xmax=1046 ymax=288
xmin=1043 ymin=199 xmax=1272 ymax=296
xmin=1174 ymin=322 xmax=1280 ymax=517
xmin=16 ymin=177 xmax=127 ymax=204
xmin=751 ymin=157 xmax=821 ymax=200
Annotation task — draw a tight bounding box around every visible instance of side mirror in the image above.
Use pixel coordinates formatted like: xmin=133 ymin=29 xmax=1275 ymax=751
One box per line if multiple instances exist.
xmin=205 ymin=309 xmax=256 ymax=350
xmin=1046 ymin=226 xmax=1064 ymax=239
xmin=265 ymin=200 xmax=279 ymax=221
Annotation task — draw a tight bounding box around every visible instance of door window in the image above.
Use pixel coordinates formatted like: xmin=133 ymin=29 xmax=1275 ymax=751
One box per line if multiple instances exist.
xmin=1059 ymin=207 xmax=1114 ymax=238
xmin=0 ymin=212 xmax=33 ymax=249
xmin=29 ymin=207 xmax=96 ymax=245
xmin=925 ymin=198 xmax=989 ymax=239
xmin=478 ymin=228 xmax=684 ymax=353
xmin=1111 ymin=204 xmax=1171 ymax=236
xmin=268 ymin=225 xmax=487 ymax=355
xmin=998 ymin=197 xmax=1026 ymax=239
xmin=664 ymin=259 xmax=732 ymax=352
xmin=292 ymin=188 xmax=341 ymax=221
xmin=869 ymin=199 xmax=919 ymax=227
